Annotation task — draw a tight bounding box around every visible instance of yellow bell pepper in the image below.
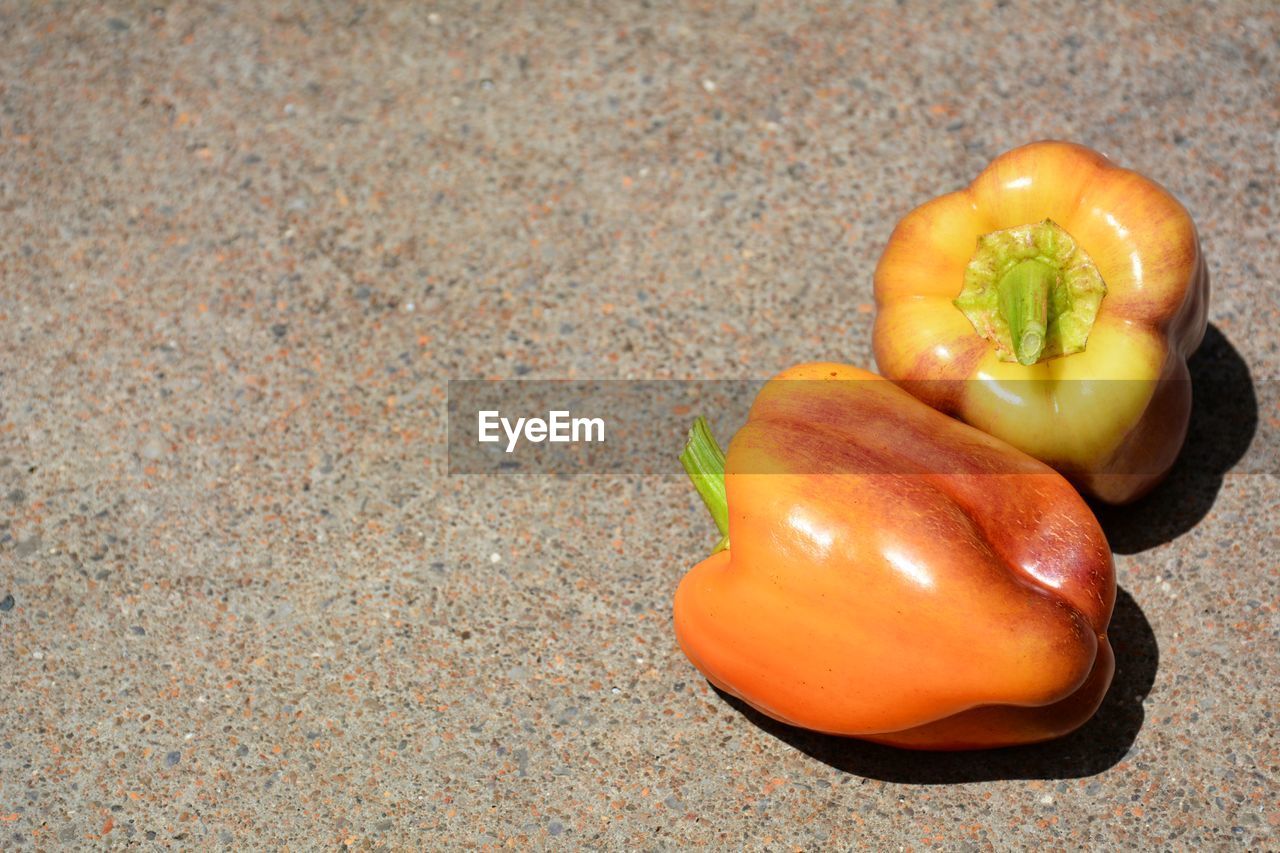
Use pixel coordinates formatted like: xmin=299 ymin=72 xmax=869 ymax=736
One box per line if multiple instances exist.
xmin=873 ymin=141 xmax=1208 ymax=503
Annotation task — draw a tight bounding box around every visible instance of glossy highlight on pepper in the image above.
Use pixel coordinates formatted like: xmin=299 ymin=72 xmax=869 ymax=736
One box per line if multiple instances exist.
xmin=873 ymin=141 xmax=1209 ymax=503
xmin=673 ymin=363 xmax=1116 ymax=750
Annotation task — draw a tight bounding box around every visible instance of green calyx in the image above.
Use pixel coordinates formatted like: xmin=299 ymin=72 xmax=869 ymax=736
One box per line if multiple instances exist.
xmin=954 ymin=219 xmax=1107 ymax=366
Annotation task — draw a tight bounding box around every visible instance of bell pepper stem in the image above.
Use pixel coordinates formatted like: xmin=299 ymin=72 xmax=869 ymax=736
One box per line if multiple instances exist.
xmin=998 ymin=259 xmax=1055 ymax=366
xmin=956 ymin=219 xmax=1106 ymax=364
xmin=679 ymin=416 xmax=730 ymax=553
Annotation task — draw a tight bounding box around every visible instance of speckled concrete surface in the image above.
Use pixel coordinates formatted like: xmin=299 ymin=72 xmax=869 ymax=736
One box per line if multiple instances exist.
xmin=1 ymin=1 xmax=1277 ymax=848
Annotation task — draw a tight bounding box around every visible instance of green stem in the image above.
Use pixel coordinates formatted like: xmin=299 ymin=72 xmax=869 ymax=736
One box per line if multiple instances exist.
xmin=679 ymin=416 xmax=730 ymax=553
xmin=954 ymin=219 xmax=1106 ymax=365
xmin=997 ymin=258 xmax=1055 ymax=366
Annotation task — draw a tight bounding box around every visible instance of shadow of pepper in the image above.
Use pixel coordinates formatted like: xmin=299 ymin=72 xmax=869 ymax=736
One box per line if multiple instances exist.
xmin=712 ymin=586 xmax=1156 ymax=783
xmin=1092 ymin=324 xmax=1257 ymax=554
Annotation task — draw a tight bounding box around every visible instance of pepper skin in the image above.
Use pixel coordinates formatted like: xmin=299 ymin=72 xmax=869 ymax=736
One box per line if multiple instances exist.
xmin=873 ymin=141 xmax=1208 ymax=504
xmin=674 ymin=363 xmax=1115 ymax=750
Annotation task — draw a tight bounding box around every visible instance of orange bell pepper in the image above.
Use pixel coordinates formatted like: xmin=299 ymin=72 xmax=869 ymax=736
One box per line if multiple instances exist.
xmin=873 ymin=141 xmax=1208 ymax=503
xmin=675 ymin=363 xmax=1115 ymax=750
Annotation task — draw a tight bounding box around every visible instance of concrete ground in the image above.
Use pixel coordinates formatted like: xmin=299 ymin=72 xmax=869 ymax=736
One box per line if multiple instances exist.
xmin=1 ymin=1 xmax=1276 ymax=848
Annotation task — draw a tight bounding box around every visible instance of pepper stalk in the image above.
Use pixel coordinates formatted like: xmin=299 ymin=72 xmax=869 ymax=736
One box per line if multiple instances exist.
xmin=998 ymin=258 xmax=1055 ymax=365
xmin=954 ymin=219 xmax=1107 ymax=365
xmin=679 ymin=416 xmax=730 ymax=553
